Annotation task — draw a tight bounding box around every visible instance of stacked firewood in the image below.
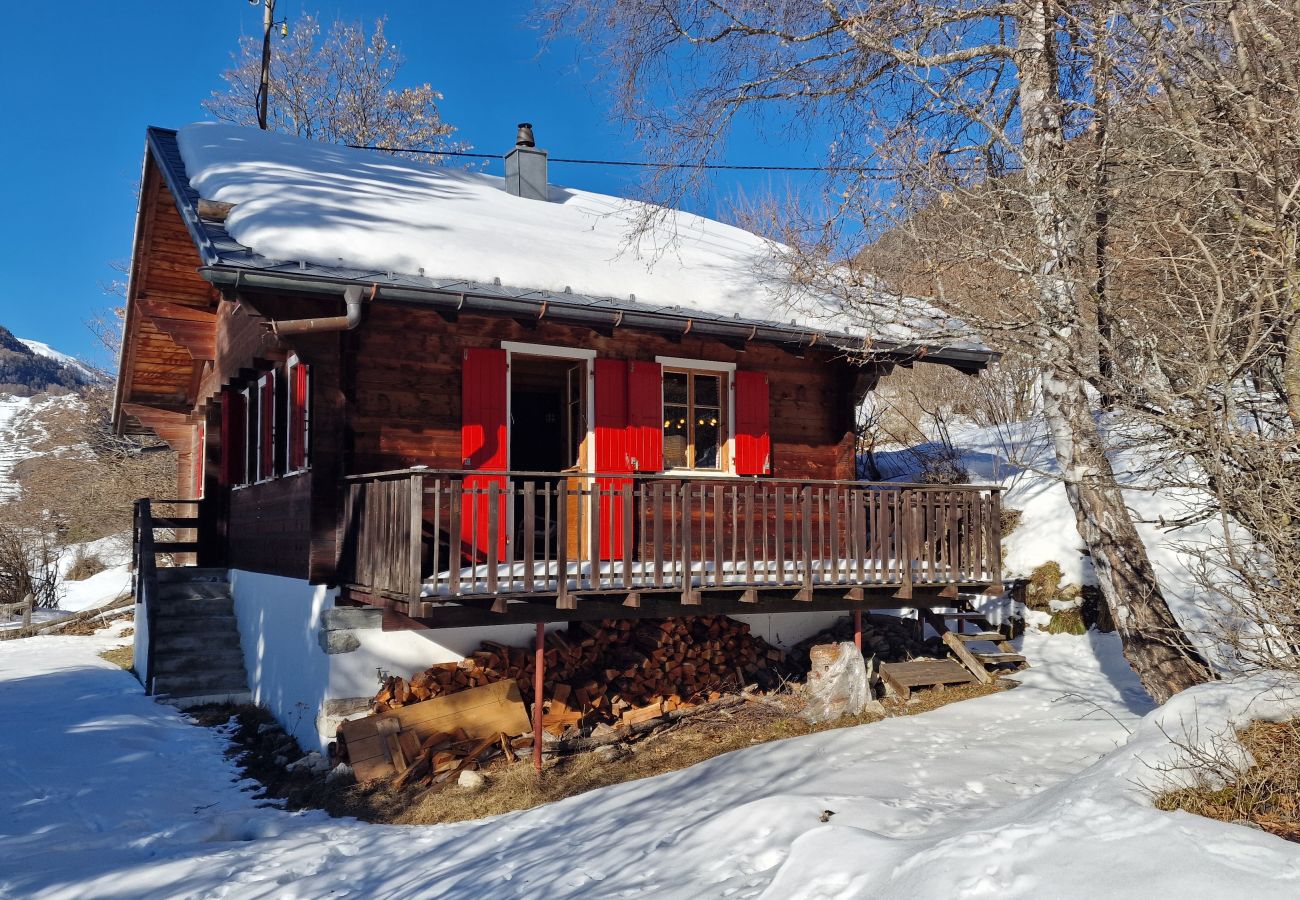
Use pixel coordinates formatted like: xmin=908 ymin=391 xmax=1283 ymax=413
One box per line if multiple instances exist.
xmin=371 ymin=615 xmax=785 ymax=733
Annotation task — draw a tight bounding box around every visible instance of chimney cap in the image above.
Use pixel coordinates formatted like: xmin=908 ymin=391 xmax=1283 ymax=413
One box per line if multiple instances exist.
xmin=516 ymin=123 xmax=536 ymax=148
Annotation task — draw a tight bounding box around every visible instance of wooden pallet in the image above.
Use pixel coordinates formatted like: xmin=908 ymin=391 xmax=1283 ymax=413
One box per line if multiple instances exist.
xmin=878 ymin=659 xmax=978 ymax=701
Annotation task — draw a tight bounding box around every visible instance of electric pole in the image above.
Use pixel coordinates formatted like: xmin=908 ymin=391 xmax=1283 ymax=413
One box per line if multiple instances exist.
xmin=256 ymin=0 xmax=276 ymax=130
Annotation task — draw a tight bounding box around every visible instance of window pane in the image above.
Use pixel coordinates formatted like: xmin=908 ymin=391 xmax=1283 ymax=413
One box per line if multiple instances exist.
xmin=694 ymin=374 xmax=720 ymax=407
xmin=664 ymin=371 xmax=688 ymax=405
xmin=664 ymin=403 xmax=689 ymax=468
xmin=696 ymin=414 xmax=720 ymax=468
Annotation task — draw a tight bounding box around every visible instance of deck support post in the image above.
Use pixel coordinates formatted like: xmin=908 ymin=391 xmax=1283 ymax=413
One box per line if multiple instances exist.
xmin=533 ymin=621 xmax=544 ymax=775
xmin=854 ymin=609 xmax=862 ymax=652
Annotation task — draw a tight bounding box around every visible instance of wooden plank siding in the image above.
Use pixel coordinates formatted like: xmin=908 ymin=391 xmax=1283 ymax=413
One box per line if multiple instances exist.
xmin=347 ymin=305 xmax=861 ymax=482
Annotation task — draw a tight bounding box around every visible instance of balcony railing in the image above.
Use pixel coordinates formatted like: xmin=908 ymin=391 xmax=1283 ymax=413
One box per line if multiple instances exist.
xmin=340 ymin=470 xmax=1002 ymax=614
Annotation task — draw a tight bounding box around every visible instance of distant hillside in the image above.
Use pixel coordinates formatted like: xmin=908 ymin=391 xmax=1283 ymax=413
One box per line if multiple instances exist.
xmin=0 ymin=327 xmax=97 ymax=396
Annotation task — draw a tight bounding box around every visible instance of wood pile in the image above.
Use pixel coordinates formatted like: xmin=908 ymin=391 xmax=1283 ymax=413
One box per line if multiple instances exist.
xmin=341 ymin=679 xmax=532 ymax=783
xmin=371 ymin=615 xmax=785 ymax=735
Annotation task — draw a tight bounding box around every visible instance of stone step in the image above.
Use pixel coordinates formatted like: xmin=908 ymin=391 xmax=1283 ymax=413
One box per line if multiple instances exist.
xmin=153 ymin=671 xmax=249 ymax=698
xmin=154 ymin=596 xmax=234 ymax=618
xmin=153 ymin=631 xmax=243 ymax=654
xmin=160 ymin=690 xmax=253 ymax=710
xmin=155 ymin=567 xmax=229 ymax=584
xmin=151 ymin=613 xmax=239 ymax=636
xmin=152 ymin=647 xmax=247 ymax=676
xmin=157 ymin=583 xmax=231 ymax=602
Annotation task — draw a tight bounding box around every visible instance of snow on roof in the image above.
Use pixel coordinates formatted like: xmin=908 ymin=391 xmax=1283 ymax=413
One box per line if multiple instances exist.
xmin=177 ymin=123 xmax=790 ymax=321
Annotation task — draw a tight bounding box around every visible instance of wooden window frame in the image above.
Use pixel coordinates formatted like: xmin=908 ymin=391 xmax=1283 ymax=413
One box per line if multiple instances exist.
xmin=661 ymin=367 xmax=730 ymax=473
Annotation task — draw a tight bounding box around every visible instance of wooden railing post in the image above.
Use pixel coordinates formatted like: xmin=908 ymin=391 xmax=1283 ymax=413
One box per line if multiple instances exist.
xmin=408 ymin=473 xmax=423 ymax=605
xmin=896 ymin=488 xmax=914 ymax=600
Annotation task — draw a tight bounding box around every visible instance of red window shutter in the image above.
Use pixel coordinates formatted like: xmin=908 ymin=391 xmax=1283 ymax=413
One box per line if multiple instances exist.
xmin=289 ymin=362 xmax=309 ymax=471
xmin=593 ymin=359 xmax=631 ymax=560
xmin=626 ymin=361 xmax=663 ymax=473
xmin=259 ymin=374 xmax=275 ymax=480
xmin=733 ymin=370 xmax=772 ymax=475
xmin=460 ymin=348 xmax=509 ymax=564
xmin=221 ymin=388 xmax=245 ymax=486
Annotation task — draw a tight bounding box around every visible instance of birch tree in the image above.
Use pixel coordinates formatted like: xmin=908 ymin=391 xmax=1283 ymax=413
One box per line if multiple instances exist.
xmin=204 ymin=14 xmax=461 ymax=155
xmin=542 ymin=0 xmax=1215 ymax=701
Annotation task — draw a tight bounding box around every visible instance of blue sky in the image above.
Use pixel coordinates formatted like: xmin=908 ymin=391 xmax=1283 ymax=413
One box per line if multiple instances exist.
xmin=0 ymin=2 xmax=825 ymax=368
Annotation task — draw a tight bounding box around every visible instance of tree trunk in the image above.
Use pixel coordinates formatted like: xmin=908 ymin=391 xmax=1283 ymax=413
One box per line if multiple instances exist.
xmin=1017 ymin=0 xmax=1211 ymax=703
xmin=1040 ymin=369 xmax=1213 ymax=702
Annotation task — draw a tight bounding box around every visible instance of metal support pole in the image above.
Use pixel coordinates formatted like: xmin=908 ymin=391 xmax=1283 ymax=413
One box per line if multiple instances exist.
xmin=853 ymin=609 xmax=862 ymax=652
xmin=533 ymin=621 xmax=545 ymax=774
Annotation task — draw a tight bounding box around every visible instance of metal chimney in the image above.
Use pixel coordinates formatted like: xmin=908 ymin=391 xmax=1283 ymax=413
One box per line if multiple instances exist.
xmin=504 ymin=122 xmax=548 ymax=201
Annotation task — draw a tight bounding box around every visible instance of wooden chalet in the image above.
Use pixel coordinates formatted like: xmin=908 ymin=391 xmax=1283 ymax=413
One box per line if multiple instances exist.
xmin=116 ymin=123 xmax=1001 ymax=742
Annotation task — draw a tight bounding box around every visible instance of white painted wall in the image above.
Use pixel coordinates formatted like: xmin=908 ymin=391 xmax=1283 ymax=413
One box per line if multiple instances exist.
xmin=228 ymin=567 xmax=888 ymax=751
xmin=229 ymin=569 xmax=334 ymax=752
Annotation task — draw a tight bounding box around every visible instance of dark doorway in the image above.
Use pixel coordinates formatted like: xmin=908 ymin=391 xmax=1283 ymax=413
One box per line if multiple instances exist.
xmin=509 ymin=355 xmax=586 ymax=561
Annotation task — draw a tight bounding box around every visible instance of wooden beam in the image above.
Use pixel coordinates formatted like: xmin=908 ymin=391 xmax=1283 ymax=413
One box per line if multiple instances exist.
xmin=366 ymin=583 xmax=980 ymax=630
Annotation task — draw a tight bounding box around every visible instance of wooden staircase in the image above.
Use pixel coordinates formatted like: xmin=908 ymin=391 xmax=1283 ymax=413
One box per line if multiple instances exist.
xmin=922 ymin=601 xmax=1027 ymax=684
xmin=878 ymin=599 xmax=1027 ymax=700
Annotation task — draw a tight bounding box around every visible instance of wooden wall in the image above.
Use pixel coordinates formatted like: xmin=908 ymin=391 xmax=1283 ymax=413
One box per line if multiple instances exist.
xmin=347 ymin=305 xmax=860 ymax=481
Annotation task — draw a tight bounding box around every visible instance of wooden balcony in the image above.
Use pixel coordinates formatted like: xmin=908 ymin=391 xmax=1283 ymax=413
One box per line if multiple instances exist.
xmin=340 ymin=470 xmax=1003 ymax=628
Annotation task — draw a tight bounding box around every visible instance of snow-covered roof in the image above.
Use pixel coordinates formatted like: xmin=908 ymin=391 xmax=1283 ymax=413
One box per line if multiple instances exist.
xmin=152 ymin=124 xmax=992 ymax=369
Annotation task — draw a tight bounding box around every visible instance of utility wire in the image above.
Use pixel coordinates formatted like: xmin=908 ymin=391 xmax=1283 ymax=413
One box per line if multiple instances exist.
xmin=346 ymin=144 xmax=891 ymax=174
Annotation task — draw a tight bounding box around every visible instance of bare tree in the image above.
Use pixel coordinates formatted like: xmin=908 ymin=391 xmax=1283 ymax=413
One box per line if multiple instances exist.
xmin=542 ymin=0 xmax=1214 ymax=701
xmin=204 ymin=14 xmax=461 ymax=155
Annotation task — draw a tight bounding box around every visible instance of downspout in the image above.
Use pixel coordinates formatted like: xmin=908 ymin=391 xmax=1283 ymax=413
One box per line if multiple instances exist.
xmin=266 ymin=283 xmax=370 ymax=337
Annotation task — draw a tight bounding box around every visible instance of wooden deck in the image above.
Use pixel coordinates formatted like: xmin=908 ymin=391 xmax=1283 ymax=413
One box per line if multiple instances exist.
xmin=339 ymin=470 xmax=1003 ymax=628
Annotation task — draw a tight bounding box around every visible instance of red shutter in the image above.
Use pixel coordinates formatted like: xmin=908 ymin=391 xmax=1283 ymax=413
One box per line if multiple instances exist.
xmin=460 ymin=348 xmax=509 ymax=565
xmin=734 ymin=370 xmax=772 ymax=476
xmin=289 ymin=362 xmax=309 ymax=471
xmin=259 ymin=374 xmax=275 ymax=480
xmin=220 ymin=388 xmax=245 ymax=486
xmin=594 ymin=358 xmax=631 ymax=559
xmin=626 ymin=361 xmax=663 ymax=473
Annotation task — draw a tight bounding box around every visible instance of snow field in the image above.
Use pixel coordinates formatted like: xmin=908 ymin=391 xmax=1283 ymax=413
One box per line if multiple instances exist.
xmin=2 ymin=611 xmax=1297 ymax=898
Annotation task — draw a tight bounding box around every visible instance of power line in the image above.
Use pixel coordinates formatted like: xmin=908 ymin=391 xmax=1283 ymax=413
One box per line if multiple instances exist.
xmin=345 ymin=144 xmax=889 ymax=174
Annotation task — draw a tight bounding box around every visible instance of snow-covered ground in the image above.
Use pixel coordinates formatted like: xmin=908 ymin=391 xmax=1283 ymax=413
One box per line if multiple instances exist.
xmin=2 ymin=612 xmax=1297 ymax=897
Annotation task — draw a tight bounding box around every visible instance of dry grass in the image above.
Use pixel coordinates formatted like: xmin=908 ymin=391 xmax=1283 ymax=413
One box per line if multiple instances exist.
xmin=99 ymin=645 xmax=133 ymax=671
xmin=196 ymin=680 xmax=1008 ymax=827
xmin=1155 ymin=717 xmax=1300 ymax=842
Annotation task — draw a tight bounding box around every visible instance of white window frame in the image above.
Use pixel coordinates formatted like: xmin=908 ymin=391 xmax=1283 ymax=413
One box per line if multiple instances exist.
xmin=284 ymin=355 xmax=311 ymax=476
xmin=501 ymin=342 xmax=597 ymax=473
xmin=233 ymin=385 xmax=254 ymax=490
xmin=254 ymin=371 xmax=276 ymax=484
xmin=656 ymin=355 xmax=738 ymax=476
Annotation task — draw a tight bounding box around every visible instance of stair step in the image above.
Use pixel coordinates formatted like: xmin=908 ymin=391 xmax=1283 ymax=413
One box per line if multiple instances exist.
xmin=936 ymin=611 xmax=990 ymax=620
xmin=157 ymin=583 xmax=230 ymax=601
xmin=155 ymin=567 xmax=228 ymax=583
xmin=154 ymin=596 xmax=234 ymax=618
xmin=153 ymin=632 xmax=243 ymax=654
xmin=153 ymin=648 xmax=247 ymax=675
xmin=151 ymin=613 xmax=239 ymax=635
xmin=972 ymin=652 xmax=1026 ymax=664
xmin=953 ymin=631 xmax=1007 ymax=642
xmin=153 ymin=673 xmax=249 ymax=697
xmin=161 ymin=690 xmax=253 ymax=710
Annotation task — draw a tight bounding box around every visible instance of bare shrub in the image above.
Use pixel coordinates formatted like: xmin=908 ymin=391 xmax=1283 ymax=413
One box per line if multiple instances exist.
xmin=0 ymin=519 xmax=62 ymax=609
xmin=65 ymin=548 xmax=107 ymax=582
xmin=1154 ymin=717 xmax=1300 ymax=842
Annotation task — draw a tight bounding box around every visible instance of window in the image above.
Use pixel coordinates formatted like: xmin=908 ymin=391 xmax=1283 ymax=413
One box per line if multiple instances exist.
xmin=255 ymin=372 xmax=275 ymax=482
xmin=220 ymin=387 xmax=245 ymax=487
xmin=241 ymin=385 xmax=256 ymax=486
xmin=286 ymin=356 xmax=311 ymax=473
xmin=663 ymin=370 xmax=725 ymax=470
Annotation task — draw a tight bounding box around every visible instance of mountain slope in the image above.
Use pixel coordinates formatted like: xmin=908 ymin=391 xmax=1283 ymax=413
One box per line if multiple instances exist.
xmin=0 ymin=326 xmax=96 ymax=395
